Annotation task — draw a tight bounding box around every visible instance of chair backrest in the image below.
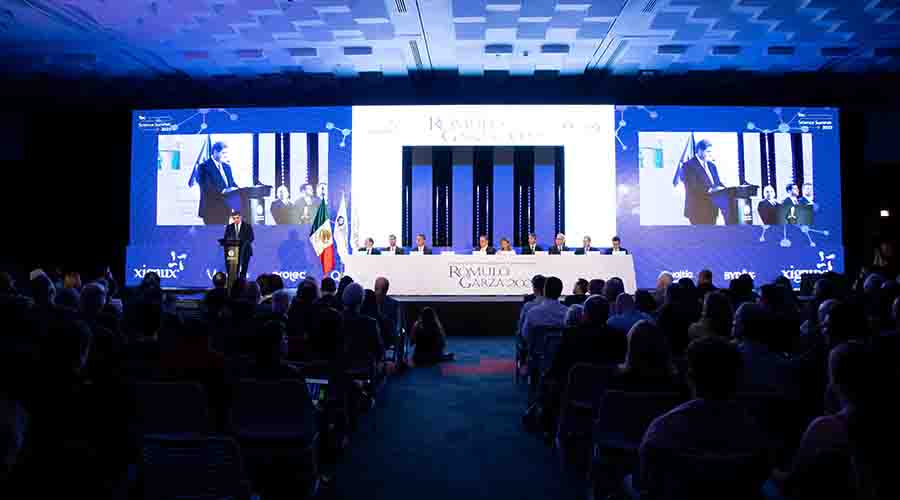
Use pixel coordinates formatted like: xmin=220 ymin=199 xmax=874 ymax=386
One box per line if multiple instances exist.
xmin=639 ymin=447 xmax=771 ymax=500
xmin=529 ymin=325 xmax=564 ymax=359
xmin=565 ymin=363 xmax=618 ymax=408
xmin=594 ymin=391 xmax=685 ymax=445
xmin=140 ymin=434 xmax=252 ymax=500
xmin=541 ymin=333 xmax=564 ymax=372
xmin=131 ymin=382 xmax=209 ymax=435
xmin=229 ymin=379 xmax=316 ymax=437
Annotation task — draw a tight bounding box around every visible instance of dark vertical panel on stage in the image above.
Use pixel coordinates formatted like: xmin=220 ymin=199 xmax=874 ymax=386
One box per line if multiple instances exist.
xmin=493 ymin=148 xmax=514 ymax=248
xmin=252 ymin=133 xmax=260 ymax=185
xmin=534 ymin=147 xmax=556 ymax=246
xmin=452 ymin=149 xmax=474 ymax=251
xmin=307 ymin=133 xmax=319 ymax=188
xmin=274 ymin=132 xmax=283 ymax=188
xmin=554 ymin=146 xmax=565 ymax=237
xmin=282 ymin=133 xmax=290 ymax=190
xmin=412 ymin=147 xmax=434 ymax=247
xmin=473 ymin=147 xmax=494 ymax=246
xmin=513 ymin=147 xmax=535 ymax=247
xmin=402 ymin=146 xmax=412 ymax=246
xmin=766 ymin=133 xmax=777 ymax=192
xmin=791 ymin=132 xmax=805 ymax=186
xmin=432 ymin=147 xmax=452 ymax=247
xmin=737 ymin=131 xmax=745 ymax=185
xmin=758 ymin=132 xmax=769 ymax=189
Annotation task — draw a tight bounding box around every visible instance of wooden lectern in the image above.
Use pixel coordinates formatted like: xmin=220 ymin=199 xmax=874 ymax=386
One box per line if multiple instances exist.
xmin=224 ymin=185 xmax=272 ymax=225
xmin=218 ymin=238 xmax=242 ymax=294
xmin=710 ymin=184 xmax=759 ymax=225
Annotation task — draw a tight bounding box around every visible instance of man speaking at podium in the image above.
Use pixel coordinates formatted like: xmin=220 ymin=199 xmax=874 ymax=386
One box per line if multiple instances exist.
xmin=682 ymin=139 xmax=724 ymax=225
xmin=224 ymin=211 xmax=254 ymax=279
xmin=197 ymin=141 xmax=239 ymax=225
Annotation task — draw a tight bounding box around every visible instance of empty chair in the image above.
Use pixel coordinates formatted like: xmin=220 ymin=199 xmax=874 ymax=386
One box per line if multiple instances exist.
xmin=139 ymin=434 xmax=255 ymax=500
xmin=229 ymin=379 xmax=320 ymax=498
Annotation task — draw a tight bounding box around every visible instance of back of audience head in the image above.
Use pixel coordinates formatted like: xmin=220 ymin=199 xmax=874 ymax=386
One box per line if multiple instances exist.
xmin=588 ymin=278 xmax=605 ymax=296
xmin=823 ymin=300 xmax=869 ymax=346
xmin=297 ymin=280 xmax=319 ymax=304
xmin=320 ymin=277 xmax=337 ymax=295
xmin=543 ymin=276 xmax=563 ymax=300
xmin=829 ymin=342 xmax=871 ymax=410
xmin=374 ymin=277 xmax=390 ymax=297
xmin=342 ymin=282 xmax=364 ymax=311
xmin=697 ymin=269 xmax=713 ymax=287
xmin=623 ymin=320 xmax=674 ymax=377
xmin=141 ymin=271 xmax=161 ymax=290
xmin=242 ymin=281 xmax=261 ymax=304
xmin=531 ymin=275 xmax=546 ymax=296
xmin=272 ymin=289 xmax=291 ymax=316
xmin=256 ymin=319 xmax=287 ymax=362
xmin=337 ymin=275 xmax=354 ymax=298
xmin=29 ymin=272 xmax=55 ymax=307
xmin=55 ymin=287 xmax=80 ymax=311
xmin=634 ymin=289 xmax=657 ymax=314
xmin=864 ymin=273 xmax=886 ymax=295
xmin=255 ymin=273 xmax=272 ymax=297
xmin=686 ymin=336 xmax=742 ymax=400
xmin=420 ymin=306 xmax=442 ymax=333
xmin=732 ymin=302 xmax=773 ymax=345
xmin=603 ymin=277 xmax=625 ymax=303
xmin=656 ymin=272 xmax=673 ymax=291
xmin=268 ymin=274 xmax=284 ymax=294
xmin=573 ymin=278 xmax=589 ymax=296
xmin=565 ymin=304 xmax=584 ymax=327
xmin=702 ymin=291 xmax=734 ymax=338
xmin=677 ymin=277 xmax=695 ymax=290
xmin=361 ymin=289 xmax=378 ymax=317
xmin=211 ymin=271 xmax=227 ymax=289
xmin=583 ymin=295 xmax=610 ymax=326
xmin=63 ymin=270 xmax=82 ymax=290
xmin=615 ymin=293 xmax=635 ymax=315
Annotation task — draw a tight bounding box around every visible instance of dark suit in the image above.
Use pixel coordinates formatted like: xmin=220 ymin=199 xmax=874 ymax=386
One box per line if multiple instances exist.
xmin=682 ymin=157 xmax=723 ymax=225
xmin=574 ymin=246 xmax=597 ymax=255
xmin=548 ymin=245 xmax=567 ymax=255
xmin=342 ymin=310 xmax=384 ymax=368
xmin=270 ymin=200 xmax=295 ymax=225
xmin=382 ymin=246 xmax=405 ymax=255
xmin=296 ymin=196 xmax=317 ymax=225
xmin=411 ymin=246 xmax=433 ymax=255
xmin=520 ymin=244 xmax=543 ymax=255
xmin=358 ymin=247 xmax=381 ymax=255
xmin=224 ymin=222 xmax=254 ymax=279
xmin=605 ymin=247 xmax=629 ymax=255
xmin=757 ymin=200 xmax=779 ymax=225
xmin=474 ymin=246 xmax=497 ymax=255
xmin=197 ymin=158 xmax=238 ymax=225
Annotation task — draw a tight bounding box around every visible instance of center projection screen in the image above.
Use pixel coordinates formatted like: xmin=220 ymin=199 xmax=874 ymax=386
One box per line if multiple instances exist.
xmin=127 ymin=105 xmax=843 ymax=291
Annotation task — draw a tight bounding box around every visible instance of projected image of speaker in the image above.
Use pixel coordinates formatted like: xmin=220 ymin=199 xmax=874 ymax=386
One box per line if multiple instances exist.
xmin=156 ymin=132 xmax=330 ymax=226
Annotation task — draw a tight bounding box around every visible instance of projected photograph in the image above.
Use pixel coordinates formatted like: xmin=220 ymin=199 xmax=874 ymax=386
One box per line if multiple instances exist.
xmin=156 ymin=132 xmax=330 ymax=226
xmin=639 ymin=131 xmax=817 ymax=226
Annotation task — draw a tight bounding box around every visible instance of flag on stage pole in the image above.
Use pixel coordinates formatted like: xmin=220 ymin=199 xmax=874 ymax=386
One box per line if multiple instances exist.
xmin=334 ymin=193 xmax=350 ymax=262
xmin=350 ymin=196 xmax=360 ymax=252
xmin=309 ymin=201 xmax=335 ymax=274
xmin=672 ymin=132 xmax=696 ymax=187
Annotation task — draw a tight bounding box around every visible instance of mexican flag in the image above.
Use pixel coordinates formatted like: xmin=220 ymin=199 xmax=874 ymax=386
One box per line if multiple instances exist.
xmin=309 ymin=200 xmax=335 ymax=274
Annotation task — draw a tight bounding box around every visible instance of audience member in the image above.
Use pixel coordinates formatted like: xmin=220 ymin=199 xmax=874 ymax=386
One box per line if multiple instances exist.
xmin=732 ymin=303 xmax=790 ymax=393
xmin=244 ymin=320 xmax=302 ymax=379
xmin=411 ymin=307 xmax=452 ymax=364
xmin=63 ymin=270 xmax=82 ymax=290
xmin=634 ymin=289 xmax=657 ymax=315
xmin=563 ymin=278 xmax=589 ymax=307
xmin=521 ymin=277 xmax=568 ymax=351
xmin=608 ymin=320 xmax=685 ymax=394
xmin=687 ymin=291 xmax=733 ymax=340
xmin=588 ymin=278 xmax=606 ymax=297
xmin=564 ymin=304 xmax=584 ymax=327
xmin=653 ymin=272 xmax=673 ymax=305
xmin=607 ymin=293 xmax=650 ymax=335
xmin=696 ymin=269 xmax=716 ymax=296
xmin=548 ymin=295 xmax=623 ymax=383
xmin=317 ymin=277 xmax=341 ymax=310
xmin=374 ymin=277 xmax=400 ymax=349
xmin=271 ymin=289 xmax=291 ymax=318
xmin=341 ymin=283 xmax=384 ymax=369
xmin=518 ymin=275 xmax=547 ymax=338
xmin=287 ymin=280 xmax=319 ymax=338
xmin=655 ymin=283 xmax=699 ymax=356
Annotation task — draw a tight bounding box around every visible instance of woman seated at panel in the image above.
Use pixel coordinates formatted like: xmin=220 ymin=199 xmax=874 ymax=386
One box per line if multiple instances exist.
xmin=411 ymin=307 xmax=454 ymax=365
xmin=498 ymin=237 xmax=516 ymax=255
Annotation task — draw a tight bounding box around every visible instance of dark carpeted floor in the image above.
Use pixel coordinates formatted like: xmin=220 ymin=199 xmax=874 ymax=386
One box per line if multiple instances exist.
xmin=329 ymin=337 xmax=582 ymax=499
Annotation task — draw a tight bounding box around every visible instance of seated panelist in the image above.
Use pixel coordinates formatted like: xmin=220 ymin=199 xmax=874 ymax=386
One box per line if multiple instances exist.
xmin=606 ymin=236 xmax=629 ymax=255
xmin=474 ymin=234 xmax=497 ymax=255
xmin=498 ymin=237 xmax=516 ymax=255
xmin=412 ymin=233 xmax=433 ymax=255
xmin=358 ymin=237 xmax=381 ymax=255
xmin=548 ymin=233 xmax=568 ymax=255
xmin=521 ymin=233 xmax=542 ymax=255
xmin=574 ymin=236 xmax=597 ymax=255
xmin=383 ymin=234 xmax=405 ymax=255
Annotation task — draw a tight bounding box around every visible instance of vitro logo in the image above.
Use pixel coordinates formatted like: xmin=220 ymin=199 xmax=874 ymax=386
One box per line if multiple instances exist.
xmin=133 ymin=251 xmax=187 ymax=279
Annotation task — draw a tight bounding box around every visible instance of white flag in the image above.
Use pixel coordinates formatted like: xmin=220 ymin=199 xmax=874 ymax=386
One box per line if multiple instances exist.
xmin=350 ymin=198 xmax=360 ymax=251
xmin=334 ymin=193 xmax=350 ymax=262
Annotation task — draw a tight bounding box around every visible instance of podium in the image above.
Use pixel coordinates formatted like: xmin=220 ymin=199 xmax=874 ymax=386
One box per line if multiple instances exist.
xmin=225 ymin=185 xmax=272 ymax=225
xmin=218 ymin=238 xmax=242 ymax=294
xmin=710 ymin=184 xmax=759 ymax=225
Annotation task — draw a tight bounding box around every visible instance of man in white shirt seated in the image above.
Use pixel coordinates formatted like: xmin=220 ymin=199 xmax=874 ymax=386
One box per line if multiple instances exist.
xmin=412 ymin=233 xmax=433 ymax=254
xmin=606 ymin=235 xmax=629 ymax=255
xmin=474 ymin=234 xmax=496 ymax=255
xmin=383 ymin=234 xmax=404 ymax=255
xmin=521 ymin=276 xmax=568 ymax=351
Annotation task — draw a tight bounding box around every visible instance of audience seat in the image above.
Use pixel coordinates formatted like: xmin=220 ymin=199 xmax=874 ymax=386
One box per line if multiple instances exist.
xmin=555 ymin=363 xmax=617 ymax=457
xmin=138 ymin=434 xmax=257 ymax=500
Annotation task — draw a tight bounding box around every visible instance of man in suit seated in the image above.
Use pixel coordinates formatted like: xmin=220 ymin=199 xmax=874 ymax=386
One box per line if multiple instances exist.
xmin=474 ymin=234 xmax=496 ymax=255
xmin=574 ymin=236 xmax=596 ymax=255
xmin=341 ymin=283 xmax=384 ymax=370
xmin=548 ymin=233 xmax=568 ymax=255
xmin=412 ymin=233 xmax=433 ymax=254
xmin=521 ymin=233 xmax=543 ymax=255
xmin=270 ymin=185 xmax=296 ymax=225
xmin=223 ymin=211 xmax=254 ymax=280
xmin=197 ymin=141 xmax=239 ymax=225
xmin=358 ymin=237 xmax=380 ymax=255
xmin=681 ymin=139 xmax=724 ymax=225
xmin=374 ymin=277 xmax=401 ymax=354
xmin=383 ymin=234 xmax=405 ymax=255
xmin=757 ymin=185 xmax=779 ymax=225
xmin=606 ymin=235 xmax=629 ymax=255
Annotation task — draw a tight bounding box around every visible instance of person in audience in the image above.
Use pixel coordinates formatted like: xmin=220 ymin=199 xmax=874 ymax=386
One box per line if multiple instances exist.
xmin=603 ymin=277 xmax=625 ymax=305
xmin=245 ymin=320 xmax=302 ymax=379
xmin=521 ymin=277 xmax=568 ymax=351
xmin=55 ymin=287 xmax=81 ymax=311
xmin=563 ymin=278 xmax=589 ymax=307
xmin=374 ymin=277 xmax=400 ymax=351
xmin=687 ymin=291 xmax=733 ymax=340
xmin=634 ymin=289 xmax=657 ymax=315
xmin=259 ymin=274 xmax=284 ymax=306
xmin=608 ymin=320 xmax=685 ymax=393
xmin=549 ymin=295 xmax=623 ymax=382
xmin=411 ymin=307 xmax=453 ymax=364
xmin=771 ymin=342 xmax=870 ymax=499
xmin=63 ymin=270 xmax=82 ymax=290
xmin=337 ymin=275 xmax=354 ymax=300
xmin=521 ymin=232 xmax=543 ymax=255
xmin=564 ymin=304 xmax=584 ymax=327
xmin=607 ymin=293 xmax=650 ymax=335
xmin=654 ymin=272 xmax=673 ymax=305
xmin=758 ymin=283 xmax=800 ymax=353
xmin=588 ymin=278 xmax=606 ymax=297
xmin=341 ymin=283 xmax=384 ymax=370
xmin=520 ymin=274 xmax=546 ymax=317
xmin=242 ymin=281 xmax=262 ymax=305
xmin=732 ymin=302 xmax=790 ymax=393
xmin=640 ymin=337 xmax=770 ymax=492
xmin=160 ymin=317 xmax=225 ymax=383
xmin=696 ymin=269 xmax=716 ymax=296
xmin=271 ymin=289 xmax=291 ymax=318
xmin=655 ymin=283 xmax=698 ymax=356
xmin=288 ymin=280 xmax=320 ymax=339
xmin=317 ymin=277 xmax=341 ymax=310
xmin=29 ymin=270 xmax=56 ymax=309
xmin=730 ymin=273 xmax=758 ymax=306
